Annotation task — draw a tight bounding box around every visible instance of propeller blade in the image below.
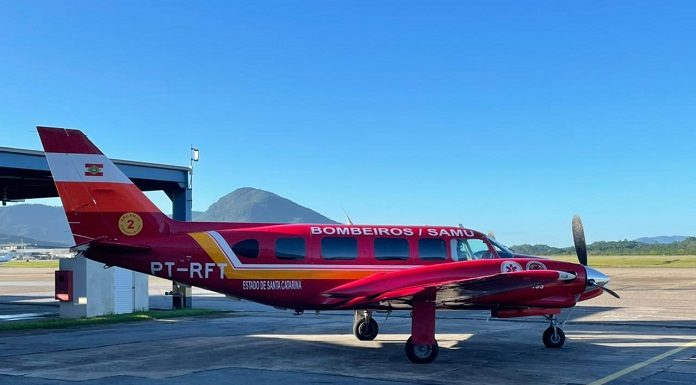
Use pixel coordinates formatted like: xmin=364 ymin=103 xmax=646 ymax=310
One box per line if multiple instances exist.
xmin=602 ymin=286 xmax=621 ymax=299
xmin=572 ymin=215 xmax=588 ymax=266
xmin=587 ymin=281 xmax=621 ymax=299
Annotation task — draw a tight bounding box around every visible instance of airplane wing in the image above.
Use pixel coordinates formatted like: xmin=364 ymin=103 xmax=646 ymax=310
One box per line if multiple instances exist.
xmin=323 ymin=264 xmax=576 ymax=309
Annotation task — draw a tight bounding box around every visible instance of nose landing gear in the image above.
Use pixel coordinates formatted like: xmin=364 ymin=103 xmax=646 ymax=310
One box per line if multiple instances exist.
xmin=353 ymin=310 xmax=379 ymax=341
xmin=542 ymin=314 xmax=565 ymax=348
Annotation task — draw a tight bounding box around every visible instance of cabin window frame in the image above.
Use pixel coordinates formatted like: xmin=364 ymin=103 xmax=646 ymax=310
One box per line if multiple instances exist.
xmin=418 ymin=238 xmax=447 ymax=260
xmin=373 ymin=237 xmax=410 ymax=261
xmin=232 ymin=239 xmax=260 ymax=259
xmin=275 ymin=237 xmax=307 ymax=260
xmin=321 ymin=237 xmax=359 ymax=260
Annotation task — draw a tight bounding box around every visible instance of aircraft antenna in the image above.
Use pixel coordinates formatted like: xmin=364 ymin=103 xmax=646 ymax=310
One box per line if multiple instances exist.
xmin=341 ymin=206 xmax=354 ymax=225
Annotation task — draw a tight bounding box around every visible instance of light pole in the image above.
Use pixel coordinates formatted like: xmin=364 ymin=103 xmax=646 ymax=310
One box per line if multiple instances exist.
xmin=189 ymin=145 xmax=199 ymax=189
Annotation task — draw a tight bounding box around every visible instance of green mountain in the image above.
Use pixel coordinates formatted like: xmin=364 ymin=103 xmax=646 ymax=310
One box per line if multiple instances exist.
xmin=634 ymin=235 xmax=688 ymax=244
xmin=511 ymin=237 xmax=696 ymax=256
xmin=1 ymin=188 xmax=338 ymax=246
xmin=196 ymin=187 xmax=338 ymax=224
xmin=1 ymin=193 xmax=690 ymax=255
xmin=0 ymin=232 xmax=69 ymax=248
xmin=0 ymin=204 xmax=72 ymax=245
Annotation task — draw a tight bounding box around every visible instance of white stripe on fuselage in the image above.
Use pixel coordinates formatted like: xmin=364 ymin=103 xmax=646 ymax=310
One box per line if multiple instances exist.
xmin=206 ymin=231 xmax=420 ymax=271
xmin=45 ymin=153 xmax=132 ymax=184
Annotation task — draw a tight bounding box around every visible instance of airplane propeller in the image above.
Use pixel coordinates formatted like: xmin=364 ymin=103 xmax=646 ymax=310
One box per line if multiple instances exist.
xmin=571 ymin=215 xmax=588 ymax=266
xmin=587 ymin=280 xmax=621 ymax=299
xmin=572 ymin=215 xmax=620 ymax=299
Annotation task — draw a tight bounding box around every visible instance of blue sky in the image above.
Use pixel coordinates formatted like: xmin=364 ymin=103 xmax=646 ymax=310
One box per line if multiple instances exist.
xmin=1 ymin=1 xmax=695 ymax=246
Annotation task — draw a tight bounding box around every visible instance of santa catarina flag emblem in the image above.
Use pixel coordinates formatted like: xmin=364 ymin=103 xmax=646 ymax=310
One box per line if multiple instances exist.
xmin=84 ymin=163 xmax=104 ymax=176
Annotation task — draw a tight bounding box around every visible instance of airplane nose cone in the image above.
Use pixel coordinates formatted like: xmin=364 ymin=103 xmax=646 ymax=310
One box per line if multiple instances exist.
xmin=585 ymin=266 xmax=609 ymax=287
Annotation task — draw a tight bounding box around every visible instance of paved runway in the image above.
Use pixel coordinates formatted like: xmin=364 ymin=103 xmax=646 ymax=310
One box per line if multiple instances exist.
xmin=1 ymin=267 xmax=695 ymax=384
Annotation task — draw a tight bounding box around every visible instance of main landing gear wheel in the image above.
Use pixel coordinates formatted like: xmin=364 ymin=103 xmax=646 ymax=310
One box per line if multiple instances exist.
xmin=354 ymin=317 xmax=379 ymax=341
xmin=542 ymin=326 xmax=566 ymax=348
xmin=405 ymin=337 xmax=439 ymax=364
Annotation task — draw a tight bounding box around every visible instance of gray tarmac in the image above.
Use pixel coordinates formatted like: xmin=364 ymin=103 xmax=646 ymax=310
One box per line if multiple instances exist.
xmin=1 ymin=267 xmax=695 ymax=385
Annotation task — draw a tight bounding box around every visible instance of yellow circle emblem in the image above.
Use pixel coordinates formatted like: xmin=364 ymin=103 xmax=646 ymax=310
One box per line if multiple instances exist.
xmin=118 ymin=212 xmax=143 ymax=236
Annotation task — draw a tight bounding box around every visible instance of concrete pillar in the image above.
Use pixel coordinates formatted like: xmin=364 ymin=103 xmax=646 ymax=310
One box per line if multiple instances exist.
xmin=170 ymin=187 xmax=192 ymax=221
xmin=169 ymin=186 xmax=193 ymax=308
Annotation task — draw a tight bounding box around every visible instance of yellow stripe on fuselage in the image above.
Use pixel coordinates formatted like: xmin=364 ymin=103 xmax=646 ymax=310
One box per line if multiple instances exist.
xmin=188 ymin=232 xmax=383 ymax=280
xmin=189 ymin=232 xmax=236 ymax=279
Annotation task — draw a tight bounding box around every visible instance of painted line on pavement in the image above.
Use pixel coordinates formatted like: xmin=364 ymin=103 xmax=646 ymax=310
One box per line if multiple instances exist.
xmin=588 ymin=339 xmax=696 ymax=385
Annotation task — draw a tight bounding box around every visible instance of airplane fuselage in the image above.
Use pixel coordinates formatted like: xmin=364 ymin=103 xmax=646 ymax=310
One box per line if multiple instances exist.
xmin=84 ymin=223 xmax=589 ymax=312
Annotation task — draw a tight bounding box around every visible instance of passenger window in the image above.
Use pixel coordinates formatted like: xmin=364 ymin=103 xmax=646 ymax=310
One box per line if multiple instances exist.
xmin=276 ymin=237 xmax=306 ymax=260
xmin=321 ymin=237 xmax=358 ymax=260
xmin=418 ymin=238 xmax=446 ymax=260
xmin=374 ymin=238 xmax=409 ymax=260
xmin=232 ymin=239 xmax=259 ymax=259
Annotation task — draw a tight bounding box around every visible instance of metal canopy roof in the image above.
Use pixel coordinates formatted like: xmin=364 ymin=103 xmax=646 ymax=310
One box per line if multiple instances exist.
xmin=0 ymin=146 xmax=190 ymax=203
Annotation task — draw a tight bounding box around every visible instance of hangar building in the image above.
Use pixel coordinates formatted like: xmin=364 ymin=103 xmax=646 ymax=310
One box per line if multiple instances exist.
xmin=1 ymin=145 xmax=192 ymax=316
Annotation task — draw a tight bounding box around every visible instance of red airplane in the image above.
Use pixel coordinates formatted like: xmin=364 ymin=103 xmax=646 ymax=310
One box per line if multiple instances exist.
xmin=37 ymin=126 xmax=618 ymax=363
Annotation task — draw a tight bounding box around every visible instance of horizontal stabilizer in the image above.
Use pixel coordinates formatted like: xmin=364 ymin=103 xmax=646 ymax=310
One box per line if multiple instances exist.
xmin=71 ymin=238 xmax=151 ymax=254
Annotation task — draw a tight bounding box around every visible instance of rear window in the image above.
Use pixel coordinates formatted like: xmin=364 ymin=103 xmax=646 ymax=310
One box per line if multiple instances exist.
xmin=275 ymin=237 xmax=306 ymax=260
xmin=418 ymin=238 xmax=446 ymax=260
xmin=321 ymin=237 xmax=358 ymax=260
xmin=232 ymin=239 xmax=259 ymax=259
xmin=374 ymin=238 xmax=409 ymax=260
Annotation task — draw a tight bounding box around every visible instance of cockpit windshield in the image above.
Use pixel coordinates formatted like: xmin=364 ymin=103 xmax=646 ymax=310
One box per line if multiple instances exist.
xmin=451 ymin=238 xmax=493 ymax=261
xmin=450 ymin=237 xmax=515 ymax=261
xmin=488 ymin=238 xmax=515 ymax=258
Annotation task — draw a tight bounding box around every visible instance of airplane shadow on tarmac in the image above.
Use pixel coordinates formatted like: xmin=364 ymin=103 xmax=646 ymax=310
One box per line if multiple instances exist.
xmin=0 ymin=295 xmax=58 ymax=321
xmin=0 ymin=295 xmax=59 ymax=305
xmin=223 ymin=309 xmax=696 ymax=385
xmin=1 ymin=304 xmax=694 ymax=385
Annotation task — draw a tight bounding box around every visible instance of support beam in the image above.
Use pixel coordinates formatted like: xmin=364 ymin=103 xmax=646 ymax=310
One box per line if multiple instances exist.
xmin=170 ymin=186 xmax=192 ymax=221
xmin=1 ymin=146 xmax=190 ymax=201
xmin=168 ymin=185 xmax=193 ymax=308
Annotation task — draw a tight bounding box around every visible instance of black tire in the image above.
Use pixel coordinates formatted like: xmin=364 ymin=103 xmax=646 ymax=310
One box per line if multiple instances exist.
xmin=542 ymin=326 xmax=565 ymax=348
xmin=405 ymin=336 xmax=439 ymax=364
xmin=354 ymin=317 xmax=379 ymax=341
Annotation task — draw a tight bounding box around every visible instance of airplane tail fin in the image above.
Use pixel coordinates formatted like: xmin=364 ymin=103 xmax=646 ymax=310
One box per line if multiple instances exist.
xmin=37 ymin=127 xmax=172 ymax=245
